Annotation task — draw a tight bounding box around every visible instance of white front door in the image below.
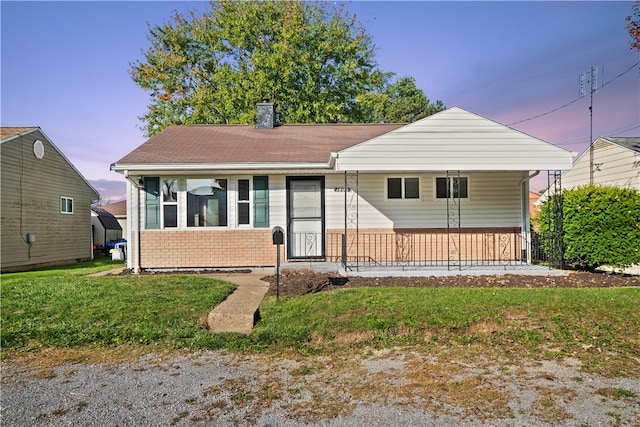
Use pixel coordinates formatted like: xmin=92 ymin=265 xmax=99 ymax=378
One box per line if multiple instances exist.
xmin=287 ymin=177 xmax=324 ymax=259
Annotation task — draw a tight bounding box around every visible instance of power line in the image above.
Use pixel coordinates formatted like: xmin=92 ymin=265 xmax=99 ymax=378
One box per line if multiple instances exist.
xmin=507 ymin=61 xmax=640 ymax=126
xmin=554 ymin=123 xmax=639 ymax=148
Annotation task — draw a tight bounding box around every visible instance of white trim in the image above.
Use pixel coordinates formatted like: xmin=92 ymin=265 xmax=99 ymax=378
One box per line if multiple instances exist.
xmin=385 ymin=176 xmax=421 ymax=200
xmin=433 ymin=176 xmax=470 ymax=200
xmin=60 ymin=196 xmax=74 ymax=214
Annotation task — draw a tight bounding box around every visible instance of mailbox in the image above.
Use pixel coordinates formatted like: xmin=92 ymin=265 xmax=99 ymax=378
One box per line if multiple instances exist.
xmin=272 ymin=226 xmax=284 ymax=245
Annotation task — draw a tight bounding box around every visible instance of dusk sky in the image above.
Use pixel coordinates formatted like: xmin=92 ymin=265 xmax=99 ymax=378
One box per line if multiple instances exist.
xmin=2 ymin=1 xmax=638 ymax=201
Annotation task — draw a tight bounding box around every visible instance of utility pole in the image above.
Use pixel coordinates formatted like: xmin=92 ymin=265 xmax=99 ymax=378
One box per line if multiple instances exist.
xmin=580 ymin=67 xmax=601 ymax=185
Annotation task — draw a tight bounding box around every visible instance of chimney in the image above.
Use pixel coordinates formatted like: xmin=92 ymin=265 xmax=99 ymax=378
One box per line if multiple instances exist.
xmin=256 ymin=102 xmax=274 ymax=129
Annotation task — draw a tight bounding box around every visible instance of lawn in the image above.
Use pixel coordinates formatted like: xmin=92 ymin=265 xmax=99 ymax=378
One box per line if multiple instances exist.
xmin=2 ymin=261 xmax=639 ymax=377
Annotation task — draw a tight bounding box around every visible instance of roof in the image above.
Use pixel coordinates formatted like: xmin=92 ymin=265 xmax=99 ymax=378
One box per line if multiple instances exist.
xmin=92 ymin=206 xmax=122 ymax=230
xmin=335 ymin=107 xmax=573 ymax=171
xmin=601 ymin=137 xmax=640 ymax=154
xmin=112 ymin=107 xmax=572 ymax=173
xmin=1 ymin=127 xmax=37 ymax=141
xmin=114 ymin=123 xmax=403 ymax=166
xmin=100 ymin=200 xmax=126 ymax=217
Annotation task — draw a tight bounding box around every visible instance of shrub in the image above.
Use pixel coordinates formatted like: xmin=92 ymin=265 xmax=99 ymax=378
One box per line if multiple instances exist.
xmin=536 ymin=185 xmax=640 ymax=271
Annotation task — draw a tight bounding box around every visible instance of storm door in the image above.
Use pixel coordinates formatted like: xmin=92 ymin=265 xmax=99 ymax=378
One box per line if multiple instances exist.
xmin=287 ymin=177 xmax=325 ymax=259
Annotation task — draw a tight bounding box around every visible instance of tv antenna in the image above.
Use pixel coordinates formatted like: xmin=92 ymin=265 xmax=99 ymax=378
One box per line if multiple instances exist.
xmin=579 ymin=66 xmax=603 ymax=184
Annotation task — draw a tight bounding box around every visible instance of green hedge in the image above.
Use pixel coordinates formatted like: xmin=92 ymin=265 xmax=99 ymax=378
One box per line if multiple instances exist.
xmin=537 ymin=185 xmax=640 ymax=271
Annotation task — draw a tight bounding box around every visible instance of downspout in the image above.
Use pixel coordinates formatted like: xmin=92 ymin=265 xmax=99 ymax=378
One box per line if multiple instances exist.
xmin=124 ymin=171 xmax=142 ymax=273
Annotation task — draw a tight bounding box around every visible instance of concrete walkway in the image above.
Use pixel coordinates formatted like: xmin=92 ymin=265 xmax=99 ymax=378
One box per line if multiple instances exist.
xmin=205 ymin=270 xmax=272 ymax=335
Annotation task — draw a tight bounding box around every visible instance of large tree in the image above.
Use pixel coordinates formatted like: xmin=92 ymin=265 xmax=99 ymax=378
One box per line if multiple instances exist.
xmin=626 ymin=0 xmax=640 ymax=51
xmin=131 ymin=1 xmax=443 ymax=136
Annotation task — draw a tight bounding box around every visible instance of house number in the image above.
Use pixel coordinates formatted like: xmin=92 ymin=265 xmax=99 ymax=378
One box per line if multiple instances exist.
xmin=334 ymin=187 xmax=352 ymax=192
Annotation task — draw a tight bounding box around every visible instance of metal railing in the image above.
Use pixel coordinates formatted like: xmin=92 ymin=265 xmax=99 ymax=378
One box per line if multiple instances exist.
xmin=327 ymin=231 xmax=534 ymax=268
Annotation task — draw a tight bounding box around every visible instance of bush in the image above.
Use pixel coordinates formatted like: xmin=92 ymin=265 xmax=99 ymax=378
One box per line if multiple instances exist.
xmin=536 ymin=185 xmax=640 ymax=271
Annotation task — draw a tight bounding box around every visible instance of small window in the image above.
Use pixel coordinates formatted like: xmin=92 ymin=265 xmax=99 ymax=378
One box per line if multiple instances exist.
xmin=387 ymin=177 xmax=420 ymax=199
xmin=162 ymin=179 xmax=178 ymax=228
xmin=60 ymin=196 xmax=74 ymax=214
xmin=238 ymin=179 xmax=250 ymax=225
xmin=436 ymin=177 xmax=468 ymax=199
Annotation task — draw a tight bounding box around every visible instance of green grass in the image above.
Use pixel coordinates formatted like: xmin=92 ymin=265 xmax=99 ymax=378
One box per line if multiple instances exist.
xmin=2 ymin=262 xmax=639 ymax=377
xmin=1 ymin=261 xmax=237 ymax=356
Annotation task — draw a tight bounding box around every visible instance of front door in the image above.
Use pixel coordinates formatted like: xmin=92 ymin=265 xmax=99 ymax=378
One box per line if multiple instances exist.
xmin=287 ymin=177 xmax=325 ymax=259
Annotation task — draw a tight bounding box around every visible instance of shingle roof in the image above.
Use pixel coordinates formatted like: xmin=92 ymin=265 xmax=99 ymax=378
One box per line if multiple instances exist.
xmin=0 ymin=127 xmax=37 ymax=141
xmin=115 ymin=123 xmax=404 ymax=165
xmin=603 ymin=137 xmax=640 ymax=154
xmin=92 ymin=206 xmax=122 ymax=230
xmin=100 ymin=200 xmax=126 ymax=217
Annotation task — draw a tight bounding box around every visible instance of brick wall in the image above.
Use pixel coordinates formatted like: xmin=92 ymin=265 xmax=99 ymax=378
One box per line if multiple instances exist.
xmin=140 ymin=229 xmax=282 ymax=269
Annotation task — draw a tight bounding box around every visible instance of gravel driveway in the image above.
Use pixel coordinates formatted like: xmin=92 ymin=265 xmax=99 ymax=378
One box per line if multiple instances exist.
xmin=2 ymin=350 xmax=639 ymax=426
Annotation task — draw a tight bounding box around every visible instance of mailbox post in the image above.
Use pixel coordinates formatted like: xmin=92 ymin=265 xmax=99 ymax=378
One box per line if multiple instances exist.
xmin=272 ymin=226 xmax=284 ymax=299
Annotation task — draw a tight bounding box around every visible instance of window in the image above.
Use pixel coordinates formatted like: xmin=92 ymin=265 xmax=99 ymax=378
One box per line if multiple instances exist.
xmin=162 ymin=179 xmax=178 ymax=228
xmin=187 ymin=178 xmax=227 ymax=227
xmin=60 ymin=196 xmax=74 ymax=214
xmin=387 ymin=177 xmax=420 ymax=199
xmin=436 ymin=176 xmax=468 ymax=199
xmin=237 ymin=179 xmax=250 ymax=225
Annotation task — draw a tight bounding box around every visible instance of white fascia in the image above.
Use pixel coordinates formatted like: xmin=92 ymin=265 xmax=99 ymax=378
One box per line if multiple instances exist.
xmin=110 ymin=161 xmax=336 ymax=174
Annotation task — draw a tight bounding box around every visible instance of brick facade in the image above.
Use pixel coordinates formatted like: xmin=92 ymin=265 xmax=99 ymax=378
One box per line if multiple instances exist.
xmin=140 ymin=229 xmax=283 ymax=269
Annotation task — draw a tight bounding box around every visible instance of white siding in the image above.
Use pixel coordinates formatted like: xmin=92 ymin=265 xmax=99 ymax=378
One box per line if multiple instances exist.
xmin=562 ymin=139 xmax=640 ymax=190
xmin=325 ymin=171 xmax=525 ymax=230
xmin=336 ymin=107 xmax=573 ymax=172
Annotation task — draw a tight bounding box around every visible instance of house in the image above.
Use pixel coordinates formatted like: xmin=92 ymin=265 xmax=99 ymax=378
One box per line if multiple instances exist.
xmin=100 ymin=200 xmax=127 ymax=238
xmin=110 ymin=106 xmax=572 ymax=272
xmin=559 ymin=137 xmax=640 ymax=191
xmin=91 ymin=206 xmax=123 ymax=254
xmin=1 ymin=127 xmax=100 ymax=272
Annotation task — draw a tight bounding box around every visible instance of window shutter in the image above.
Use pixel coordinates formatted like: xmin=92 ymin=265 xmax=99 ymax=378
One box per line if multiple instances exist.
xmin=144 ymin=177 xmax=160 ymax=229
xmin=253 ymin=176 xmax=269 ymax=228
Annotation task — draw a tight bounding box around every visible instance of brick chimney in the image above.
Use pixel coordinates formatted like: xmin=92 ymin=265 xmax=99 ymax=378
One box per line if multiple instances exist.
xmin=256 ymin=102 xmax=274 ymax=129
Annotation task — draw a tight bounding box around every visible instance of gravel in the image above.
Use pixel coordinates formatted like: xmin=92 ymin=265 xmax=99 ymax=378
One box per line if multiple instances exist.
xmin=2 ymin=350 xmax=639 ymax=426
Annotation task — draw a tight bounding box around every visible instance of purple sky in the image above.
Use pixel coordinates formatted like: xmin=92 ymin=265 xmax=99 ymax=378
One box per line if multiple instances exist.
xmin=2 ymin=1 xmax=638 ymax=200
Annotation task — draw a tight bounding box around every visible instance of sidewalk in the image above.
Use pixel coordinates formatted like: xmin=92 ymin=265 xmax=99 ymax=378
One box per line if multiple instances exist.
xmin=205 ymin=270 xmax=272 ymax=335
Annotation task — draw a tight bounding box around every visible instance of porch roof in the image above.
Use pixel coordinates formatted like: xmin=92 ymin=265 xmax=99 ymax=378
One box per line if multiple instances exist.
xmin=335 ymin=107 xmax=573 ymax=172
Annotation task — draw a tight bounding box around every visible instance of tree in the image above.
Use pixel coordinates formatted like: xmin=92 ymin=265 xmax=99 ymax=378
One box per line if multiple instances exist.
xmin=626 ymin=0 xmax=640 ymax=51
xmin=536 ymin=185 xmax=640 ymax=271
xmin=131 ymin=1 xmax=443 ymax=136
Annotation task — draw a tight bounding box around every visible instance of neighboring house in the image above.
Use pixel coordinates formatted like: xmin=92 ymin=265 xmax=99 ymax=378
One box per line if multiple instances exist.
xmin=560 ymin=137 xmax=640 ymax=191
xmin=110 ymin=106 xmax=572 ymax=272
xmin=100 ymin=200 xmax=127 ymax=238
xmin=1 ymin=127 xmax=100 ymax=272
xmin=529 ymin=190 xmax=541 ymax=220
xmin=91 ymin=206 xmax=123 ymax=252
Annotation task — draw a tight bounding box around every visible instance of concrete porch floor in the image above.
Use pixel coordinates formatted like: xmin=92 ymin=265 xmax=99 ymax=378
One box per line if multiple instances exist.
xmin=279 ymin=261 xmax=567 ymax=277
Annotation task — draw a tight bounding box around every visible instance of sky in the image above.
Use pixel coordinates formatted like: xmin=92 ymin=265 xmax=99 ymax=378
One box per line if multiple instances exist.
xmin=2 ymin=1 xmax=639 ymax=201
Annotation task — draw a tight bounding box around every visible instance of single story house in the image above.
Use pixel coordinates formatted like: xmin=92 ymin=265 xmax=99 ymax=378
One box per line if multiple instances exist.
xmin=559 ymin=137 xmax=639 ymax=191
xmin=91 ymin=206 xmax=123 ymax=254
xmin=1 ymin=127 xmax=100 ymax=272
xmin=110 ymin=106 xmax=572 ymax=272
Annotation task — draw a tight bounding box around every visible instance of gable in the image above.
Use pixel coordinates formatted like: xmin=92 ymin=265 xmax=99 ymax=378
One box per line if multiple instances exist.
xmin=1 ymin=127 xmax=100 ymax=200
xmin=335 ymin=107 xmax=573 ymax=171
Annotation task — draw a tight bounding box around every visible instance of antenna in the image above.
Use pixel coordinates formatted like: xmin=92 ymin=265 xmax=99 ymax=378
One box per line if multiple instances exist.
xmin=579 ymin=66 xmax=603 ymax=185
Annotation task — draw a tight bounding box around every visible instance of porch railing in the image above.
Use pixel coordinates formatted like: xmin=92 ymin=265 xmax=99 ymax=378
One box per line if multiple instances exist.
xmin=327 ymin=231 xmax=533 ymax=268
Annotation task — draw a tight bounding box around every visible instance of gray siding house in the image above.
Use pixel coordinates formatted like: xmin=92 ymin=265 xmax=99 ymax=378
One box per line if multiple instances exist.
xmin=111 ymin=106 xmax=572 ymax=272
xmin=1 ymin=127 xmax=100 ymax=272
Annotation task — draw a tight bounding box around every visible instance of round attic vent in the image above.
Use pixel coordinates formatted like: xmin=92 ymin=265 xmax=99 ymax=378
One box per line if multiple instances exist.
xmin=33 ymin=140 xmax=44 ymax=159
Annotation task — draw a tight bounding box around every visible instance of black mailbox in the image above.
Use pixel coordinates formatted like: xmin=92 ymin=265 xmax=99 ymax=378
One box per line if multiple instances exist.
xmin=272 ymin=226 xmax=284 ymax=245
